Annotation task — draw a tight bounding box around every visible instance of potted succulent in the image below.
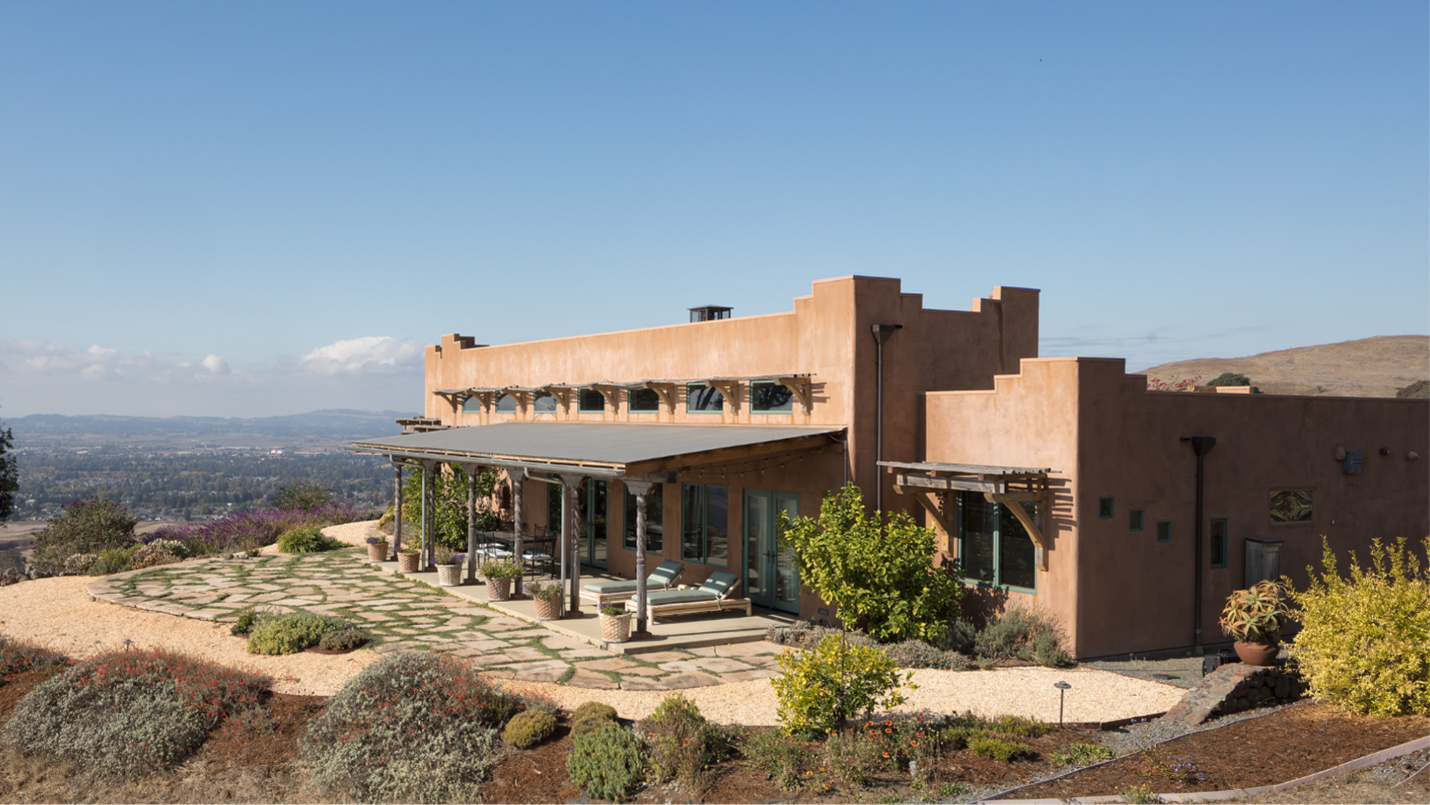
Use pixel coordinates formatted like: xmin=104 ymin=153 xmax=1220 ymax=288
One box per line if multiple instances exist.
xmin=480 ymin=559 xmax=520 ymax=602
xmin=365 ymin=535 xmax=390 ymax=563
xmin=599 ymin=604 xmax=633 ymax=644
xmin=396 ymin=548 xmax=421 ymax=574
xmin=435 ymin=550 xmax=465 ymax=586
xmin=528 ymin=580 xmax=563 ymax=620
xmin=1219 ymin=580 xmax=1290 ymax=665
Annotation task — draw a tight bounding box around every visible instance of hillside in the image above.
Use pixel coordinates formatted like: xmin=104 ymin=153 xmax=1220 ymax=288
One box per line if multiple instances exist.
xmin=5 ymin=409 xmax=414 ymax=449
xmin=1138 ymin=335 xmax=1429 ymax=398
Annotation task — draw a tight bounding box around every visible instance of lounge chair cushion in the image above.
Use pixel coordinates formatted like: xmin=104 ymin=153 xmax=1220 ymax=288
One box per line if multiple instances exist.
xmin=642 ymin=588 xmax=718 ymax=606
xmin=581 ymin=560 xmax=684 ymax=595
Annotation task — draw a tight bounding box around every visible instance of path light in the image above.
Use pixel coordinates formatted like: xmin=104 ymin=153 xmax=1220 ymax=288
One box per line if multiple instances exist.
xmin=1054 ymin=681 xmax=1072 ymax=726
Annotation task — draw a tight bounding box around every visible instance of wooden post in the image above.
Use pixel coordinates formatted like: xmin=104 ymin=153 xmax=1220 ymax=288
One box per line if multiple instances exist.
xmin=422 ymin=462 xmax=435 ymax=571
xmin=466 ymin=465 xmax=477 ymax=583
xmin=625 ymin=479 xmax=656 ymax=636
xmin=392 ymin=463 xmax=403 ymax=560
xmin=560 ymin=474 xmax=584 ymax=615
xmin=512 ymin=471 xmax=524 ymax=596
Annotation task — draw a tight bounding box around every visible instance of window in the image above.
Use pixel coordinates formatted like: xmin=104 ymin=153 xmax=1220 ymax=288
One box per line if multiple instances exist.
xmin=1157 ymin=521 xmax=1172 ymax=542
xmin=532 ymin=391 xmax=557 ymax=413
xmin=623 ymin=483 xmax=663 ymax=553
xmin=681 ymin=483 xmax=728 ymax=566
xmin=1210 ymin=519 xmax=1228 ymax=568
xmin=1129 ymin=509 xmax=1144 ymax=531
xmin=495 ymin=393 xmax=518 ymax=413
xmin=1099 ymin=497 xmax=1114 ymax=519
xmin=578 ymin=388 xmax=606 ymax=413
xmin=462 ymin=395 xmax=483 ymax=413
xmin=751 ymin=381 xmax=794 ymax=413
xmin=1269 ymin=489 xmax=1313 ymax=524
xmin=956 ymin=492 xmax=1036 ymax=591
xmin=686 ymin=383 xmax=724 ymax=413
xmin=547 ymin=483 xmax=563 ymax=532
xmin=628 ymin=387 xmax=661 ymax=412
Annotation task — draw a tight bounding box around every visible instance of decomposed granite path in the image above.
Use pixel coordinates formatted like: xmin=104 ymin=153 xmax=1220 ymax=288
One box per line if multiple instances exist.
xmin=88 ymin=546 xmax=784 ymax=691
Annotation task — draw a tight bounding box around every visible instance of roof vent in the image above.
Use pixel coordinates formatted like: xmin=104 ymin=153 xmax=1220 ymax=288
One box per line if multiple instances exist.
xmin=689 ymin=305 xmax=732 ymax=323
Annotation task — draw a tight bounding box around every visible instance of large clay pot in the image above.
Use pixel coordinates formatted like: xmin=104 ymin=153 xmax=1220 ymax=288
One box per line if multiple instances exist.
xmin=600 ymin=612 xmax=632 ymax=643
xmin=397 ymin=552 xmax=420 ymax=573
xmin=437 ymin=564 xmax=463 ymax=586
xmin=367 ymin=543 xmax=389 ymax=563
xmin=534 ymin=595 xmax=562 ymax=621
xmin=486 ymin=577 xmax=512 ymax=602
xmin=1234 ymin=640 xmax=1280 ymax=666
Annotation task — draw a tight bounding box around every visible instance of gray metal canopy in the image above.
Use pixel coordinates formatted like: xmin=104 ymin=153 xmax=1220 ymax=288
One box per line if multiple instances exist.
xmin=350 ymin=422 xmax=844 ymax=478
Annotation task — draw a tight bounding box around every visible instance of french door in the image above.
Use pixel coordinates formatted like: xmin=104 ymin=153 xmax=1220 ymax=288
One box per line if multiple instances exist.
xmin=577 ymin=479 xmax=608 ymax=569
xmin=743 ymin=489 xmax=800 ymax=612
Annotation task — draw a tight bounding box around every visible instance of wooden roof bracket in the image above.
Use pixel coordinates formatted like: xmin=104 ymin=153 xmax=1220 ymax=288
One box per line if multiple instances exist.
xmin=775 ymin=376 xmax=813 ymax=413
xmin=984 ymin=492 xmax=1048 ymax=571
xmin=641 ymin=382 xmax=677 ymax=413
xmin=893 ymin=484 xmax=955 ymax=560
xmin=540 ymin=385 xmax=574 ymax=414
xmin=590 ymin=383 xmax=624 ymax=411
xmin=705 ymin=380 xmax=741 ymax=414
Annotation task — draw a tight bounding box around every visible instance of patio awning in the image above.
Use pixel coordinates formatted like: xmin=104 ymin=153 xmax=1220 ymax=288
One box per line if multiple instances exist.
xmin=349 ymin=422 xmax=845 ymax=479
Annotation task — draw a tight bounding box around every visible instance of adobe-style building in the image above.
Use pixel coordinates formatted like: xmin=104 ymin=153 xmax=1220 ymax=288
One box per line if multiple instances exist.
xmin=351 ymin=276 xmax=1429 ymax=659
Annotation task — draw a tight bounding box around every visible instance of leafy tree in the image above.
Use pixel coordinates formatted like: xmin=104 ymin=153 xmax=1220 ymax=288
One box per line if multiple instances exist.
xmin=0 ymin=414 xmax=16 ymax=520
xmin=782 ymin=483 xmax=963 ymax=644
xmin=1207 ymin=372 xmax=1251 ymax=387
xmin=400 ymin=464 xmax=498 ymax=551
xmin=31 ymin=497 xmax=139 ymax=576
xmin=271 ymin=478 xmax=332 ymax=510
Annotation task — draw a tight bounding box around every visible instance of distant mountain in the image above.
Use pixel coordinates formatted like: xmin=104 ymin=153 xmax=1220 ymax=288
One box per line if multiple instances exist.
xmin=6 ymin=409 xmax=416 ymax=448
xmin=1139 ymin=336 xmax=1429 ymax=398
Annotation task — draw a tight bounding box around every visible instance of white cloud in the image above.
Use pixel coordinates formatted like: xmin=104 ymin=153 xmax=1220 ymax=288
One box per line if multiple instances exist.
xmin=300 ymin=336 xmax=424 ymax=375
xmin=202 ymin=354 xmax=230 ymax=374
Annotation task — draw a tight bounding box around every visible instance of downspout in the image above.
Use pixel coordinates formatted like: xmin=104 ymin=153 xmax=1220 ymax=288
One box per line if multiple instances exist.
xmin=1181 ymin=436 xmax=1216 ymax=650
xmin=871 ymin=324 xmax=902 ymax=512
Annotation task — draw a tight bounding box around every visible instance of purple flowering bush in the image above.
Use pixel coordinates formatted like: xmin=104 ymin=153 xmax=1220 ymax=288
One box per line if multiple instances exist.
xmin=141 ymin=503 xmax=364 ymax=557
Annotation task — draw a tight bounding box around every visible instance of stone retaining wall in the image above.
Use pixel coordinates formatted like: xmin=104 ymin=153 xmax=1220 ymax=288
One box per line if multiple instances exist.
xmin=1160 ymin=662 xmax=1307 ymax=728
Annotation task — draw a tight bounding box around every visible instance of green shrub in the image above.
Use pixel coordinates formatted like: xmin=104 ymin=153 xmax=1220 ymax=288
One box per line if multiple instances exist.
xmin=782 ymin=483 xmax=964 ymax=644
xmin=317 ymin=627 xmax=369 ymax=652
xmin=1052 ymin=742 xmax=1115 ymax=766
xmin=2 ymin=647 xmax=269 ymax=779
xmin=767 ymin=621 xmax=880 ymax=651
xmin=275 ymin=525 xmax=342 ymax=554
xmin=502 ymin=709 xmax=558 ymax=749
xmin=31 ymin=497 xmax=139 ymax=576
xmin=89 ymin=546 xmax=138 ymax=575
xmin=740 ymin=728 xmax=814 ymax=790
xmin=973 ymin=607 xmax=1072 ymax=667
xmin=1207 ymin=372 xmax=1251 ymax=387
xmin=823 ymin=728 xmax=882 ymax=787
xmin=942 ymin=618 xmax=980 ymax=654
xmin=302 ymin=652 xmax=509 ymax=803
xmin=129 ymin=542 xmax=181 ymax=570
xmin=573 ymin=700 xmax=619 ymax=723
xmin=572 ymin=712 xmax=619 ymax=737
xmin=0 ymin=635 xmax=70 ymax=682
xmin=640 ymin=693 xmax=724 ymax=792
xmin=566 ymin=721 xmax=645 ymax=803
xmin=230 ymin=607 xmax=260 ymax=636
xmin=247 ymin=614 xmax=352 ymax=655
xmin=968 ymin=734 xmax=1033 ymax=762
xmin=772 ymin=634 xmax=913 ymax=736
xmin=885 ymin=639 xmax=973 ymax=670
xmin=990 ymin=714 xmax=1050 ymax=739
xmin=1288 ymin=536 xmax=1430 ymax=716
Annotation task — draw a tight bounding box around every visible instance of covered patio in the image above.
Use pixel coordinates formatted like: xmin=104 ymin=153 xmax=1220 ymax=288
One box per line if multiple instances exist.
xmin=349 ymin=422 xmax=842 ymax=643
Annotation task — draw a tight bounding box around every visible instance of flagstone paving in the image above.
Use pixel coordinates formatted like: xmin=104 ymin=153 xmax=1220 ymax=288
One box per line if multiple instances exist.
xmin=88 ymin=547 xmax=784 ymax=690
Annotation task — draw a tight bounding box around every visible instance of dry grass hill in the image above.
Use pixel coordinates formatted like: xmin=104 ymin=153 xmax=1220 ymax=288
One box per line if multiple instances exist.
xmin=1138 ymin=335 xmax=1429 ymax=398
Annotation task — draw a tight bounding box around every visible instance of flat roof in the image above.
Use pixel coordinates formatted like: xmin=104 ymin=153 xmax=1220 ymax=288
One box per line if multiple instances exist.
xmin=350 ymin=422 xmax=844 ymax=477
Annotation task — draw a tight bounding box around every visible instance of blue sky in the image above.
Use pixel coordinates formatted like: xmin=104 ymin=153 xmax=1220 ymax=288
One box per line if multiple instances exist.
xmin=2 ymin=2 xmax=1425 ymax=418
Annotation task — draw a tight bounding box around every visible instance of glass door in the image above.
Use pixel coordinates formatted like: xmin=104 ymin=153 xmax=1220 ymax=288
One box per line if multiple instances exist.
xmin=577 ymin=479 xmax=608 ymax=570
xmin=744 ymin=489 xmax=800 ymax=612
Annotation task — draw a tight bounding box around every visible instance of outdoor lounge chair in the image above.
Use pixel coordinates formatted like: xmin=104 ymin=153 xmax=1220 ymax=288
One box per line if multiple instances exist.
xmin=636 ymin=570 xmax=751 ymax=622
xmin=579 ymin=560 xmax=685 ymax=607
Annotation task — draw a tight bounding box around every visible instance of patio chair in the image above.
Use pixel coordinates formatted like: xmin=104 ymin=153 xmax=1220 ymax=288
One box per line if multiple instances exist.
xmin=636 ymin=570 xmax=751 ymax=622
xmin=579 ymin=560 xmax=685 ymax=607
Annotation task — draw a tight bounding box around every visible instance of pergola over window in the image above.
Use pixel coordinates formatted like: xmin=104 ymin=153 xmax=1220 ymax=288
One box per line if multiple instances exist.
xmin=881 ymin=461 xmax=1054 ymax=572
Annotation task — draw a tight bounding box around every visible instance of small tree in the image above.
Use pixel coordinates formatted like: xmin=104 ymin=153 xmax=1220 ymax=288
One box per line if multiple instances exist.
xmin=782 ymin=483 xmax=963 ymax=644
xmin=31 ymin=497 xmax=139 ymax=576
xmin=0 ymin=414 xmax=16 ymax=521
xmin=1207 ymin=372 xmax=1251 ymax=387
xmin=401 ymin=464 xmax=498 ymax=551
xmin=272 ymin=479 xmax=332 ymax=511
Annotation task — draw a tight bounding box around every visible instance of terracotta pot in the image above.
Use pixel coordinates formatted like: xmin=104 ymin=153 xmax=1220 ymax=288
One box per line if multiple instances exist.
xmin=1234 ymin=640 xmax=1280 ymax=666
xmin=486 ymin=577 xmax=512 ymax=602
xmin=600 ymin=612 xmax=632 ymax=643
xmin=397 ymin=552 xmax=420 ymax=573
xmin=367 ymin=543 xmax=389 ymax=563
xmin=437 ymin=564 xmax=463 ymax=586
xmin=534 ymin=595 xmax=563 ymax=621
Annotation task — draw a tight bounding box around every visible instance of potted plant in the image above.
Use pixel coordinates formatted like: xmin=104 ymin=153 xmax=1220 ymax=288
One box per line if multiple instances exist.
xmin=435 ymin=550 xmax=465 ymax=586
xmin=365 ymin=535 xmax=389 ymax=563
xmin=1219 ymin=580 xmax=1290 ymax=665
xmin=599 ymin=604 xmax=632 ymax=644
xmin=396 ymin=548 xmax=421 ymax=574
xmin=480 ymin=559 xmax=520 ymax=601
xmin=528 ymin=580 xmax=563 ymax=621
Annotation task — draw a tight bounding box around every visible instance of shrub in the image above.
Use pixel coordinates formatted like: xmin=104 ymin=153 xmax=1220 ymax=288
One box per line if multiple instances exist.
xmin=968 ymin=734 xmax=1033 ymax=762
xmin=1207 ymin=372 xmax=1251 ymax=387
xmin=740 ymin=728 xmax=814 ymax=791
xmin=141 ymin=504 xmax=363 ymax=557
xmin=62 ymin=553 xmax=97 ymax=575
xmin=2 ymin=647 xmax=269 ymax=779
xmin=89 ymin=546 xmax=138 ymax=575
xmin=772 ymin=634 xmax=913 ymax=736
xmin=885 ymin=639 xmax=973 ymax=670
xmin=317 ymin=627 xmax=369 ymax=652
xmin=502 ymin=709 xmax=558 ymax=749
xmin=1287 ymin=536 xmax=1430 ymax=716
xmin=1052 ymin=742 xmax=1115 ymax=766
xmin=302 ymin=652 xmax=511 ymax=803
xmin=990 ymin=714 xmax=1050 ymax=739
xmin=973 ymin=607 xmax=1072 ymax=667
xmin=572 ymin=701 xmax=619 ymax=723
xmin=230 ymin=607 xmax=260 ymax=636
xmin=640 ymin=693 xmax=723 ymax=792
xmin=272 ymin=479 xmax=333 ymax=511
xmin=275 ymin=525 xmax=342 ymax=554
xmin=768 ymin=621 xmax=880 ymax=651
xmin=247 ymin=614 xmax=352 ymax=655
xmin=31 ymin=497 xmax=139 ymax=576
xmin=782 ymin=484 xmax=963 ymax=644
xmin=129 ymin=542 xmax=181 ymax=570
xmin=823 ymin=728 xmax=883 ymax=787
xmin=942 ymin=618 xmax=980 ymax=654
xmin=0 ymin=635 xmax=70 ymax=682
xmin=567 ymin=721 xmax=645 ymax=803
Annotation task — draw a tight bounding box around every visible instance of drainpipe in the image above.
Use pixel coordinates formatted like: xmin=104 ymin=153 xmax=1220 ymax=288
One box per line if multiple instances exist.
xmin=871 ymin=324 xmax=902 ymax=512
xmin=1181 ymin=436 xmax=1216 ymax=650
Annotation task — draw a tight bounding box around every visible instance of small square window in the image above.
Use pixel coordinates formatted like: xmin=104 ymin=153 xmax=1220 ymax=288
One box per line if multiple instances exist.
xmin=578 ymin=388 xmax=606 ymax=413
xmin=628 ymin=387 xmax=661 ymax=412
xmin=687 ymin=383 xmax=724 ymax=413
xmin=1269 ymin=489 xmax=1313 ymax=524
xmin=1098 ymin=497 xmax=1114 ymax=519
xmin=461 ymin=395 xmax=483 ymax=413
xmin=1129 ymin=509 xmax=1144 ymax=531
xmin=1210 ymin=519 xmax=1228 ymax=568
xmin=1157 ymin=521 xmax=1172 ymax=542
xmin=751 ymin=381 xmax=794 ymax=413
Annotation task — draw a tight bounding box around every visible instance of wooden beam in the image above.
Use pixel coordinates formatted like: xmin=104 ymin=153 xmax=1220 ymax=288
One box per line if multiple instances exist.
xmin=591 ymin=384 xmax=624 ymax=411
xmin=641 ymin=382 xmax=677 ymax=413
xmin=893 ymin=484 xmax=955 ymax=559
xmin=705 ymin=380 xmax=740 ymax=413
xmin=985 ymin=492 xmax=1048 ymax=571
xmin=775 ymin=376 xmax=812 ymax=413
xmin=894 ymin=473 xmax=1004 ymax=494
xmin=624 ymin=433 xmax=835 ymax=476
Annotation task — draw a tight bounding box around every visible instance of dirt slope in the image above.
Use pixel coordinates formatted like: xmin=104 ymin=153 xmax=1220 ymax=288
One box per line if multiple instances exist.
xmin=1138 ymin=335 xmax=1428 ymax=398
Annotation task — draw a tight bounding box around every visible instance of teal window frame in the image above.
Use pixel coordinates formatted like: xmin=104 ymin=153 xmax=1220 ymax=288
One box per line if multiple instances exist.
xmin=578 ymin=388 xmax=606 ymax=413
xmin=955 ymin=491 xmax=1036 ymax=593
xmin=681 ymin=483 xmax=729 ymax=567
xmin=495 ymin=393 xmax=518 ymax=413
xmin=532 ymin=391 xmax=558 ymax=414
xmin=462 ymin=395 xmax=483 ymax=413
xmin=1157 ymin=521 xmax=1172 ymax=542
xmin=1099 ymin=497 xmax=1114 ymax=519
xmin=623 ymin=483 xmax=662 ymax=554
xmin=1210 ymin=519 xmax=1228 ymax=568
xmin=686 ymin=383 xmax=724 ymax=414
xmin=1129 ymin=509 xmax=1144 ymax=532
xmin=628 ymin=387 xmax=661 ymax=412
xmin=751 ymin=381 xmax=794 ymax=414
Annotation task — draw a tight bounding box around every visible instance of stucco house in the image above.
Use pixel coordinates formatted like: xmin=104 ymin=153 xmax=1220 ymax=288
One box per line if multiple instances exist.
xmin=350 ymin=276 xmax=1429 ymax=659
